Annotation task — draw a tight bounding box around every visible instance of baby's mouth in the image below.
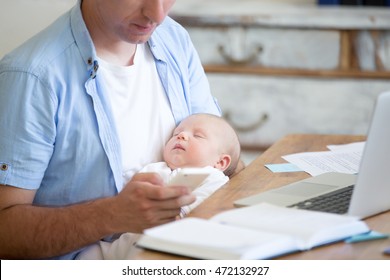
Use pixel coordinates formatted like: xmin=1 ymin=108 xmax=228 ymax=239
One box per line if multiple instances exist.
xmin=173 ymin=143 xmax=185 ymax=151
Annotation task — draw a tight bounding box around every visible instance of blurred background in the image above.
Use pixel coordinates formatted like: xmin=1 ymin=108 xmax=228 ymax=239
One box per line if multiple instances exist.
xmin=2 ymin=0 xmax=390 ymax=164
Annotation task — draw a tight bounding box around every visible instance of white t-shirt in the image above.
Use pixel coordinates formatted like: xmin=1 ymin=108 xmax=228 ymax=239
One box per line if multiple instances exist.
xmin=98 ymin=44 xmax=176 ymax=184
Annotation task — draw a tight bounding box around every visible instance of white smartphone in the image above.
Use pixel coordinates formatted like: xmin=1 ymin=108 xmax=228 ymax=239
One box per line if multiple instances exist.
xmin=167 ymin=168 xmax=211 ymax=191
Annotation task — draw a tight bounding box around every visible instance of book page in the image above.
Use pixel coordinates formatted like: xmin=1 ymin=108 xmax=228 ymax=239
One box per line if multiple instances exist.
xmin=141 ymin=217 xmax=297 ymax=259
xmin=143 ymin=218 xmax=287 ymax=249
xmin=211 ymin=203 xmax=368 ymax=249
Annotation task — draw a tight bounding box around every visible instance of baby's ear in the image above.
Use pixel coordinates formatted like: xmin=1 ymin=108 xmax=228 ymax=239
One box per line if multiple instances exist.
xmin=214 ymin=154 xmax=231 ymax=171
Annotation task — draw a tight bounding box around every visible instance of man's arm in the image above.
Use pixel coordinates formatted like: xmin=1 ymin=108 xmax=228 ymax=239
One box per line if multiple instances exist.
xmin=0 ymin=185 xmax=113 ymax=259
xmin=0 ymin=173 xmax=195 ymax=259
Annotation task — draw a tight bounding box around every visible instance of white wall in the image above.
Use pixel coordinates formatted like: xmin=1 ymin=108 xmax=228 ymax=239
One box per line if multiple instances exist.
xmin=0 ymin=0 xmax=77 ymax=58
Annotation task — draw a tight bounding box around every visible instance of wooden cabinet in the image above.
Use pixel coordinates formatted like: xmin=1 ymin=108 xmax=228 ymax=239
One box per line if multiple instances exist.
xmin=171 ymin=1 xmax=390 ymax=149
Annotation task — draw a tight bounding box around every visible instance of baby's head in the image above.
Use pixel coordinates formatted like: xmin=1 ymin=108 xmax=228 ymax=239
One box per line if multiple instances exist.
xmin=163 ymin=113 xmax=241 ymax=177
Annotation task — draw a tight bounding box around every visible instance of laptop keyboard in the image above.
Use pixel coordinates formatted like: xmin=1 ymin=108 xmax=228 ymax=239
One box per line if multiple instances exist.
xmin=288 ymin=185 xmax=355 ymax=214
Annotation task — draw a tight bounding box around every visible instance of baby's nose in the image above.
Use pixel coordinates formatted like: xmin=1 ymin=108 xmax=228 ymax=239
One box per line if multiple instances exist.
xmin=177 ymin=132 xmax=188 ymax=140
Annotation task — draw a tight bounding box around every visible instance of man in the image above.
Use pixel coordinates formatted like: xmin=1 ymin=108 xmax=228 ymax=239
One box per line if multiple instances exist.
xmin=0 ymin=0 xmax=223 ymax=259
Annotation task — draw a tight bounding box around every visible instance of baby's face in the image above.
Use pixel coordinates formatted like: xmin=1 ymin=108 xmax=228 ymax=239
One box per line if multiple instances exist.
xmin=163 ymin=115 xmax=223 ymax=170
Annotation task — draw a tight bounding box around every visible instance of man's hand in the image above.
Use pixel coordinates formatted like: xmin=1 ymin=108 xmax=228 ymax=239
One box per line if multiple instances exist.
xmin=112 ymin=172 xmax=196 ymax=233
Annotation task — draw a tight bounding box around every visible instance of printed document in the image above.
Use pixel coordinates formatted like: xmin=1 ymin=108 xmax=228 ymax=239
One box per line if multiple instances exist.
xmin=282 ymin=142 xmax=365 ymax=176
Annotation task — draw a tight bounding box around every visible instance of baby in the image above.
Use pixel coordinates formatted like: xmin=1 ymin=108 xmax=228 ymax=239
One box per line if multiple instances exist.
xmin=140 ymin=113 xmax=241 ymax=215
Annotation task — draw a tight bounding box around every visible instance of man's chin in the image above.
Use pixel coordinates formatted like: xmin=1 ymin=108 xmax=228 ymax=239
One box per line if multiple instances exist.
xmin=126 ymin=29 xmax=156 ymax=44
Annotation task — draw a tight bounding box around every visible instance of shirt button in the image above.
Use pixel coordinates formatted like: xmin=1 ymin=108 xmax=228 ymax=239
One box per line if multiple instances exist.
xmin=1 ymin=164 xmax=8 ymax=171
xmin=87 ymin=58 xmax=93 ymax=65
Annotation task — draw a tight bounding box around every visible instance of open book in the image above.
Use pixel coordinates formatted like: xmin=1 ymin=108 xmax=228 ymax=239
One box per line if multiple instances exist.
xmin=137 ymin=203 xmax=369 ymax=260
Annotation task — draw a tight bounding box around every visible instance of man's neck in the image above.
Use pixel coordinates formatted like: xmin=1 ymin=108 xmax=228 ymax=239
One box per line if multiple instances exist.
xmin=95 ymin=44 xmax=138 ymax=66
xmin=81 ymin=0 xmax=137 ymax=66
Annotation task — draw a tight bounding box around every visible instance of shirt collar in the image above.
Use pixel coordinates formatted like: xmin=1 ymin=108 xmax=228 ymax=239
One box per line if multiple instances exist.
xmin=70 ymin=0 xmax=98 ymax=72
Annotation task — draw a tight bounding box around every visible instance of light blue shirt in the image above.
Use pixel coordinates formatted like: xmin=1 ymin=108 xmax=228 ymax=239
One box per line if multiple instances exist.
xmin=0 ymin=1 xmax=220 ymax=259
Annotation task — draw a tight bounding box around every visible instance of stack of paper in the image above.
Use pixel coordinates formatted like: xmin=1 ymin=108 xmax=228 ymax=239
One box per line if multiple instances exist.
xmin=282 ymin=142 xmax=365 ymax=176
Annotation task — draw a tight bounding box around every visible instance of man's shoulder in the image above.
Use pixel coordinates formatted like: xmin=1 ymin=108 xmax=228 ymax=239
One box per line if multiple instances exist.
xmin=0 ymin=12 xmax=76 ymax=75
xmin=158 ymin=16 xmax=187 ymax=32
xmin=153 ymin=16 xmax=191 ymax=43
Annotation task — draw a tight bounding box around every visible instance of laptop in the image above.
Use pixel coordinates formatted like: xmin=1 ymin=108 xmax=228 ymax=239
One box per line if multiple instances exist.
xmin=234 ymin=91 xmax=390 ymax=219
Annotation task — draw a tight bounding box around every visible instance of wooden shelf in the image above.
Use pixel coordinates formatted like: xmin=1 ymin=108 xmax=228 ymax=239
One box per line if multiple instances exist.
xmin=204 ymin=64 xmax=390 ymax=79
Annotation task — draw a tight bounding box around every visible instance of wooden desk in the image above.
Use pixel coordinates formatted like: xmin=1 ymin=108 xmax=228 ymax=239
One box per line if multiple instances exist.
xmin=134 ymin=134 xmax=390 ymax=260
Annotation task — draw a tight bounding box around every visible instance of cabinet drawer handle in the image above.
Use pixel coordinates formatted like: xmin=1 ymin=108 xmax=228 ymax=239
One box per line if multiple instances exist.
xmin=223 ymin=112 xmax=268 ymax=133
xmin=218 ymin=45 xmax=263 ymax=66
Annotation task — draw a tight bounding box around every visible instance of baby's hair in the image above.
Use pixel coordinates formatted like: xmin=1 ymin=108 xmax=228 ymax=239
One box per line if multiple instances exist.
xmin=219 ymin=118 xmax=241 ymax=177
xmin=192 ymin=113 xmax=241 ymax=177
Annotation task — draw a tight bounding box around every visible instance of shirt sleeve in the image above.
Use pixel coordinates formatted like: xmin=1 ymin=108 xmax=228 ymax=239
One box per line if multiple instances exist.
xmin=0 ymin=69 xmax=56 ymax=189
